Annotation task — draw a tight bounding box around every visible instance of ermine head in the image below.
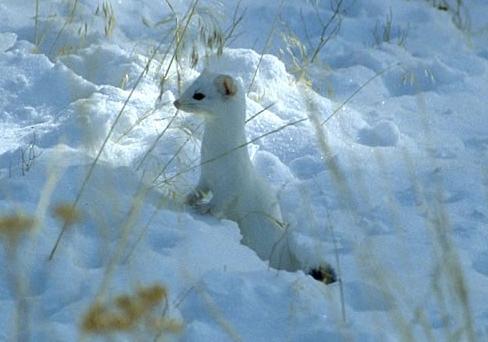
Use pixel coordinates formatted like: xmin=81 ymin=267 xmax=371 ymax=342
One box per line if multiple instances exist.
xmin=173 ymin=71 xmax=244 ymax=120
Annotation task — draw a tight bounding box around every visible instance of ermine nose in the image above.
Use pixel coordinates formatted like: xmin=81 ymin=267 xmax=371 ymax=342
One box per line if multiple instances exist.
xmin=173 ymin=99 xmax=180 ymax=108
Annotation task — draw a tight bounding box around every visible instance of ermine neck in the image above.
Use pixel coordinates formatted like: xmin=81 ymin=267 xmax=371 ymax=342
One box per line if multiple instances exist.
xmin=201 ymin=102 xmax=251 ymax=165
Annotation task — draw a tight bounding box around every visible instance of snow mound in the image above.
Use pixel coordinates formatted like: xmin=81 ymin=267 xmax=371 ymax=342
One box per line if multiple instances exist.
xmin=0 ymin=32 xmax=16 ymax=52
xmin=0 ymin=46 xmax=96 ymax=123
xmin=59 ymin=44 xmax=145 ymax=88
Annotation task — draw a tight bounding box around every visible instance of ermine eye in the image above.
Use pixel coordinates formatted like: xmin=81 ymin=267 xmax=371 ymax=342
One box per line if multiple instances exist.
xmin=192 ymin=92 xmax=206 ymax=100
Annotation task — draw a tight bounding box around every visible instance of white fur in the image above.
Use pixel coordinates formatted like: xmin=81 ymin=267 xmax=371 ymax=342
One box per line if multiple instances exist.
xmin=174 ymin=70 xmax=300 ymax=271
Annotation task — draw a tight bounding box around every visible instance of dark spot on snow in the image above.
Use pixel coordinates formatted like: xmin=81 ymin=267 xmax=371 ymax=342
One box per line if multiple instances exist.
xmin=308 ymin=264 xmax=337 ymax=285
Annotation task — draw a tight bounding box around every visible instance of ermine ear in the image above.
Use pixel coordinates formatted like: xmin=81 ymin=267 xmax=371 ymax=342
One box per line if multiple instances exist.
xmin=214 ymin=75 xmax=237 ymax=97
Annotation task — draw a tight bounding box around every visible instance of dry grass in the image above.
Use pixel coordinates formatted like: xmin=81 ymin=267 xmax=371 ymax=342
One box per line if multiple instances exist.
xmin=0 ymin=213 xmax=35 ymax=243
xmin=424 ymin=0 xmax=470 ymax=31
xmin=372 ymin=8 xmax=408 ymax=47
xmin=279 ymin=0 xmax=344 ymax=82
xmin=0 ymin=212 xmax=36 ymax=341
xmin=81 ymin=284 xmax=182 ymax=338
xmin=52 ymin=202 xmax=82 ymax=226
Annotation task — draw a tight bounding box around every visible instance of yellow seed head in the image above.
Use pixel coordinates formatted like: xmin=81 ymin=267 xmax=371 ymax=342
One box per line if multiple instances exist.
xmin=81 ymin=284 xmax=177 ymax=335
xmin=0 ymin=213 xmax=35 ymax=241
xmin=137 ymin=285 xmax=167 ymax=306
xmin=52 ymin=203 xmax=81 ymax=225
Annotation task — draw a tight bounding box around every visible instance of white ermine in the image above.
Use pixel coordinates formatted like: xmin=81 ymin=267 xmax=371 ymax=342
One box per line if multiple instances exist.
xmin=174 ymin=70 xmax=335 ymax=284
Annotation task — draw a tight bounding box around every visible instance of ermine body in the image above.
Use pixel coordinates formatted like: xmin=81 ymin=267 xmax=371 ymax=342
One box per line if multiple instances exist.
xmin=174 ymin=71 xmax=335 ymax=282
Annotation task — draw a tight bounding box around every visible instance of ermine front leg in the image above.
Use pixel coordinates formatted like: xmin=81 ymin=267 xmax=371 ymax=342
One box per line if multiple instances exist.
xmin=186 ymin=192 xmax=212 ymax=215
xmin=185 ymin=181 xmax=209 ymax=205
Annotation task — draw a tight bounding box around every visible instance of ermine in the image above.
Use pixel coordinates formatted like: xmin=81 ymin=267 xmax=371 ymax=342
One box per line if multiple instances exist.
xmin=174 ymin=70 xmax=335 ymax=284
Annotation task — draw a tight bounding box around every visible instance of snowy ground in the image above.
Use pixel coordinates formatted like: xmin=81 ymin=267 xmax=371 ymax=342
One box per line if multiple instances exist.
xmin=0 ymin=0 xmax=487 ymax=341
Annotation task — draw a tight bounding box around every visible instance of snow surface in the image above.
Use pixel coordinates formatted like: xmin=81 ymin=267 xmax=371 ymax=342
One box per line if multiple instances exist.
xmin=0 ymin=0 xmax=487 ymax=341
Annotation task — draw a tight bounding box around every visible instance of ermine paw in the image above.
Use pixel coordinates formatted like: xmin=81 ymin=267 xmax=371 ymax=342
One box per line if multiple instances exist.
xmin=308 ymin=264 xmax=337 ymax=285
xmin=193 ymin=202 xmax=212 ymax=215
xmin=185 ymin=190 xmax=204 ymax=206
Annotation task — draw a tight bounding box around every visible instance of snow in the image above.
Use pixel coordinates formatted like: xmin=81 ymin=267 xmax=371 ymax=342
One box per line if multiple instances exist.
xmin=1 ymin=0 xmax=487 ymax=341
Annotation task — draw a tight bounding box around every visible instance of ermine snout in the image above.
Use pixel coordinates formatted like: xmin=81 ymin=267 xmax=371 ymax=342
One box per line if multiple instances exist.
xmin=173 ymin=99 xmax=181 ymax=109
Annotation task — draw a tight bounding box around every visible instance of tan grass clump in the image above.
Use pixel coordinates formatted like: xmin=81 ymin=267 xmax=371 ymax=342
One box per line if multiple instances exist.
xmin=52 ymin=203 xmax=81 ymax=226
xmin=0 ymin=213 xmax=35 ymax=243
xmin=81 ymin=284 xmax=182 ymax=335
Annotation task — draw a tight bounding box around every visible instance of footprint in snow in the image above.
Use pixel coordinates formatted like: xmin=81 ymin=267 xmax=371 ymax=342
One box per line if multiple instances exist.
xmin=473 ymin=251 xmax=488 ymax=277
xmin=357 ymin=121 xmax=400 ymax=147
